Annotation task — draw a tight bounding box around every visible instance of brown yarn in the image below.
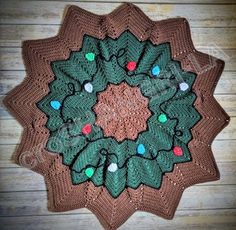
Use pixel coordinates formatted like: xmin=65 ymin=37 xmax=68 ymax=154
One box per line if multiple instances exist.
xmin=3 ymin=3 xmax=230 ymax=230
xmin=94 ymin=82 xmax=151 ymax=142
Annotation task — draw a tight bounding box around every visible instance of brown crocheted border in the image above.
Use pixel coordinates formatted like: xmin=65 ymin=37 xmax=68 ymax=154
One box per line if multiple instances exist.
xmin=3 ymin=3 xmax=230 ymax=230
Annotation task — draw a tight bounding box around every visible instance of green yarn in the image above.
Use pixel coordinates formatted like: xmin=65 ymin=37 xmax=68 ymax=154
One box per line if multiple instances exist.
xmin=37 ymin=31 xmax=200 ymax=198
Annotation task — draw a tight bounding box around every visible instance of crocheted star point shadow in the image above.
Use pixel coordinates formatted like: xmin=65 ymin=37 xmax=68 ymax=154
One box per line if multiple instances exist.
xmin=3 ymin=3 xmax=230 ymax=230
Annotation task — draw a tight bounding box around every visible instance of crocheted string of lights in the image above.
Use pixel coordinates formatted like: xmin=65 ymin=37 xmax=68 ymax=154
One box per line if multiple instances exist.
xmin=37 ymin=31 xmax=200 ymax=198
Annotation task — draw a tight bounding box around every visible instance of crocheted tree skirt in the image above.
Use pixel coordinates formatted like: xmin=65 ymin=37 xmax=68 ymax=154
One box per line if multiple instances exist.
xmin=4 ymin=3 xmax=230 ymax=230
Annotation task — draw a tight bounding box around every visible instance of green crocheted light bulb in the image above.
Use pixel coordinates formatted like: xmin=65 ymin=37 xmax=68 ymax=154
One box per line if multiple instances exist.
xmin=37 ymin=31 xmax=200 ymax=198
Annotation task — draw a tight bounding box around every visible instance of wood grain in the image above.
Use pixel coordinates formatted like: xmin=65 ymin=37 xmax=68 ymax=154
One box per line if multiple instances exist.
xmin=1 ymin=210 xmax=236 ymax=230
xmin=0 ymin=2 xmax=236 ymax=28
xmin=40 ymin=0 xmax=236 ymax=3
xmin=1 ymin=25 xmax=236 ymax=48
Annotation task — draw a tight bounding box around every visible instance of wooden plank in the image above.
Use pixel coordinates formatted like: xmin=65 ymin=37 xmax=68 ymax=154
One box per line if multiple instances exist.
xmin=0 ymin=47 xmax=235 ymax=72
xmin=0 ymin=162 xmax=235 ymax=192
xmin=1 ymin=209 xmax=236 ymax=230
xmin=0 ymin=145 xmax=20 ymax=168
xmin=0 ymin=145 xmax=19 ymax=168
xmin=0 ymin=48 xmax=23 ymax=71
xmin=0 ymin=1 xmax=235 ymax=27
xmin=214 ymin=72 xmax=236 ymax=94
xmin=214 ymin=95 xmax=236 ymax=116
xmin=212 ymin=140 xmax=236 ymax=162
xmin=0 ymin=71 xmax=25 ymax=95
xmin=27 ymin=0 xmax=236 ymax=3
xmin=0 ymin=167 xmax=46 ymax=192
xmin=0 ymin=120 xmax=22 ymax=145
xmin=0 ymin=25 xmax=59 ymax=47
xmin=1 ymin=25 xmax=236 ymax=48
xmin=1 ymin=71 xmax=235 ymax=95
xmin=0 ymin=185 xmax=235 ymax=216
xmin=0 ymin=118 xmax=235 ymax=145
xmin=1 ymin=140 xmax=235 ymax=168
xmin=215 ymin=118 xmax=236 ymax=140
xmin=0 ymin=94 xmax=235 ymax=120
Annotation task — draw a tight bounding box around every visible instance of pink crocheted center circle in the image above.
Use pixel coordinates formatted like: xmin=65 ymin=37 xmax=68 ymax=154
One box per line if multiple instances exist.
xmin=93 ymin=82 xmax=151 ymax=142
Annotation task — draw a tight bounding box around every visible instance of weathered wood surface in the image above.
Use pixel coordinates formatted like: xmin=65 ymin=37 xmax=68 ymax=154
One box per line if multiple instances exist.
xmin=1 ymin=1 xmax=236 ymax=28
xmin=28 ymin=0 xmax=236 ymax=3
xmin=1 ymin=26 xmax=236 ymax=48
xmin=1 ymin=210 xmax=236 ymax=230
xmin=0 ymin=1 xmax=235 ymax=230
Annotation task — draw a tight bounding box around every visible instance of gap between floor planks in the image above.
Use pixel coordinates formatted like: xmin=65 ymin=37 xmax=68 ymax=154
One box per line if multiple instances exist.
xmin=1 ymin=26 xmax=236 ymax=48
xmin=1 ymin=209 xmax=235 ymax=230
xmin=20 ymin=0 xmax=236 ymax=4
xmin=0 ymin=1 xmax=236 ymax=28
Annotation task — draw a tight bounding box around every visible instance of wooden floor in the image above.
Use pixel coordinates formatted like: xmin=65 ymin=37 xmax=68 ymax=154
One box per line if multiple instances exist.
xmin=0 ymin=0 xmax=236 ymax=229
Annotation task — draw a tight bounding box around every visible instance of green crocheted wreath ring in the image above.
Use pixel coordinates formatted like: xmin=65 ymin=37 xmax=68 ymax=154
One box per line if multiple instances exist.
xmin=37 ymin=31 xmax=200 ymax=198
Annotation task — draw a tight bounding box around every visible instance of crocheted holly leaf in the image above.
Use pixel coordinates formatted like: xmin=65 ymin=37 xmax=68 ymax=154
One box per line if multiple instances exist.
xmin=37 ymin=31 xmax=200 ymax=197
xmin=4 ymin=3 xmax=229 ymax=230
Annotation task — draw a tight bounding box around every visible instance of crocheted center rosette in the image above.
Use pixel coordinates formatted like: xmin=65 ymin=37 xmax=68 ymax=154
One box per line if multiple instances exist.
xmin=4 ymin=3 xmax=230 ymax=230
xmin=37 ymin=32 xmax=200 ymax=198
xmin=94 ymin=82 xmax=151 ymax=141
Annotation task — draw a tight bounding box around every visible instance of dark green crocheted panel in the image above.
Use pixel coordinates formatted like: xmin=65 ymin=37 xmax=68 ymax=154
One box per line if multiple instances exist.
xmin=37 ymin=31 xmax=200 ymax=198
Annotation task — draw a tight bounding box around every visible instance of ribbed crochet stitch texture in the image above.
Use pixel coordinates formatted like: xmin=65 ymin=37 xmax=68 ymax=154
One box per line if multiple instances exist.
xmin=3 ymin=3 xmax=230 ymax=230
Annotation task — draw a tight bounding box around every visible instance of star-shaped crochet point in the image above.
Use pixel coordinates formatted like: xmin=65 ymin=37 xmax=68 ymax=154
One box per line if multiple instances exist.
xmin=3 ymin=3 xmax=230 ymax=230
